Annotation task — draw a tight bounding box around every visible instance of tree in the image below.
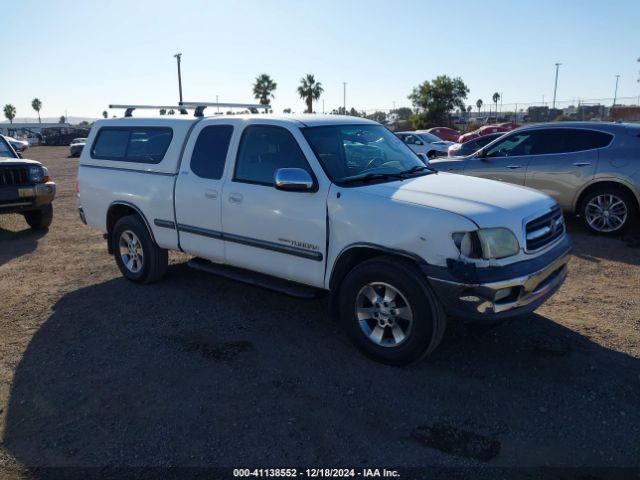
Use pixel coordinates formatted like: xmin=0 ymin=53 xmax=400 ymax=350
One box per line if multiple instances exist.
xmin=159 ymin=108 xmax=166 ymax=115
xmin=32 ymin=98 xmax=42 ymax=123
xmin=253 ymin=74 xmax=277 ymax=107
xmin=297 ymin=74 xmax=323 ymax=113
xmin=492 ymin=92 xmax=500 ymax=116
xmin=167 ymin=109 xmax=175 ymax=115
xmin=3 ymin=104 xmax=16 ymax=124
xmin=102 ymin=110 xmax=108 ymax=119
xmin=59 ymin=115 xmax=66 ymax=124
xmin=408 ymin=75 xmax=469 ymax=129
xmin=366 ymin=111 xmax=387 ymax=123
xmin=476 ymin=99 xmax=483 ymax=115
xmin=390 ymin=107 xmax=413 ymax=120
xmin=283 ymin=108 xmax=292 ymax=113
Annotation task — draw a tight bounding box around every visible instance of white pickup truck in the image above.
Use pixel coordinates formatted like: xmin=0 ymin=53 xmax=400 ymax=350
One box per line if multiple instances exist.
xmin=78 ymin=114 xmax=570 ymax=365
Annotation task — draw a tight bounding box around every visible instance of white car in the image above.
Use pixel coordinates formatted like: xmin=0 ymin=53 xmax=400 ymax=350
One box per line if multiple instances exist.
xmin=395 ymin=131 xmax=453 ymax=158
xmin=78 ymin=113 xmax=570 ymax=365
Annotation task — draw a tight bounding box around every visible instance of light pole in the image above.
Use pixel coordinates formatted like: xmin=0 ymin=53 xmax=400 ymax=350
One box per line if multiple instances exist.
xmin=552 ymin=63 xmax=561 ymax=109
xmin=174 ymin=53 xmax=183 ymax=104
xmin=343 ymin=82 xmax=346 ymax=114
xmin=613 ymin=75 xmax=620 ymax=107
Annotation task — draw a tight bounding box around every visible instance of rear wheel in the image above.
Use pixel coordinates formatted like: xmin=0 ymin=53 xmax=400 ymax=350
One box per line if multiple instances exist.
xmin=580 ymin=186 xmax=637 ymax=235
xmin=338 ymin=256 xmax=446 ymax=365
xmin=112 ymin=215 xmax=168 ymax=283
xmin=24 ymin=204 xmax=53 ymax=230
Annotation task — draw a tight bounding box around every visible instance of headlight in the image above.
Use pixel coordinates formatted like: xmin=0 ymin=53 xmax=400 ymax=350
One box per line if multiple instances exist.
xmin=452 ymin=228 xmax=520 ymax=259
xmin=28 ymin=165 xmax=49 ymax=183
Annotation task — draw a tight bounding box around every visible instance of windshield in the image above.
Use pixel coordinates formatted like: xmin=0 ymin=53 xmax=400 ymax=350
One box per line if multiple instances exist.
xmin=302 ymin=125 xmax=429 ymax=184
xmin=0 ymin=137 xmax=17 ymax=158
xmin=417 ymin=132 xmax=442 ymax=143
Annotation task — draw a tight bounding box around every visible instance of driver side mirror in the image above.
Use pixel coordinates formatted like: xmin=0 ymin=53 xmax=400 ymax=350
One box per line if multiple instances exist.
xmin=477 ymin=148 xmax=489 ymax=161
xmin=274 ymin=168 xmax=315 ymax=192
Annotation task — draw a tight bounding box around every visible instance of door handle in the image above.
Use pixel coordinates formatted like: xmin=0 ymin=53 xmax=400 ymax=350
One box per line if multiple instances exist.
xmin=204 ymin=189 xmax=218 ymax=199
xmin=506 ymin=165 xmax=522 ymax=169
xmin=573 ymin=162 xmax=591 ymax=167
xmin=228 ymin=193 xmax=243 ymax=204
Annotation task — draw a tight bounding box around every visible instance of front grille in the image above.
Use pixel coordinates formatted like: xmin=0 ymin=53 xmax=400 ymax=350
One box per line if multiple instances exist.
xmin=525 ymin=206 xmax=565 ymax=251
xmin=0 ymin=167 xmax=29 ymax=186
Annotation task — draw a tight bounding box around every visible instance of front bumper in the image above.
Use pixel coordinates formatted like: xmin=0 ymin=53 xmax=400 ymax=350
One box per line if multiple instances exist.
xmin=424 ymin=236 xmax=571 ymax=321
xmin=0 ymin=182 xmax=56 ymax=213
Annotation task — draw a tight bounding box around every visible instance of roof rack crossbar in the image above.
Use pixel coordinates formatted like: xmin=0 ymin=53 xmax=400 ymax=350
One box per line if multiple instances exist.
xmin=108 ymin=104 xmax=189 ymax=117
xmin=179 ymin=101 xmax=270 ymax=117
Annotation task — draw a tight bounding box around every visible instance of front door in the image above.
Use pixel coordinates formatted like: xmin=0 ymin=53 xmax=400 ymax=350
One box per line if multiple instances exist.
xmin=174 ymin=122 xmax=236 ymax=261
xmin=221 ymin=124 xmax=328 ymax=288
xmin=463 ymin=130 xmax=539 ymax=185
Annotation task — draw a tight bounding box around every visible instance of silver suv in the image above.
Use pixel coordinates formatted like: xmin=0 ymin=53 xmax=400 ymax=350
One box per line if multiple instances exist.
xmin=429 ymin=122 xmax=640 ymax=235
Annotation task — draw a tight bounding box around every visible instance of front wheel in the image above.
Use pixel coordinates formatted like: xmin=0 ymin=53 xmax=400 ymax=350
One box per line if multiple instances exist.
xmin=24 ymin=204 xmax=53 ymax=230
xmin=112 ymin=215 xmax=168 ymax=283
xmin=338 ymin=256 xmax=447 ymax=365
xmin=580 ymin=186 xmax=637 ymax=235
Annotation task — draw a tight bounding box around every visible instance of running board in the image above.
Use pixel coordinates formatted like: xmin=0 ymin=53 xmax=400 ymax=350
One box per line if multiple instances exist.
xmin=188 ymin=258 xmax=323 ymax=299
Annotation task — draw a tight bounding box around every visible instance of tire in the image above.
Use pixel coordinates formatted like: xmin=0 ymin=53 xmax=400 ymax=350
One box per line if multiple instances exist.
xmin=112 ymin=214 xmax=168 ymax=283
xmin=580 ymin=185 xmax=637 ymax=235
xmin=24 ymin=204 xmax=53 ymax=230
xmin=338 ymin=256 xmax=446 ymax=366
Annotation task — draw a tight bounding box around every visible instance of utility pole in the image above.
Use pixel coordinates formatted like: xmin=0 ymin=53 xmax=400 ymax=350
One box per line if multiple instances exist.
xmin=174 ymin=53 xmax=183 ymax=104
xmin=343 ymin=82 xmax=346 ymax=114
xmin=613 ymin=75 xmax=620 ymax=107
xmin=552 ymin=63 xmax=561 ymax=109
xmin=216 ymin=95 xmax=219 ymax=113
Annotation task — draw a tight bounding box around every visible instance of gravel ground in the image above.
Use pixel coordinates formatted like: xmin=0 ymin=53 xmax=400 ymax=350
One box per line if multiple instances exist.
xmin=0 ymin=147 xmax=639 ymax=474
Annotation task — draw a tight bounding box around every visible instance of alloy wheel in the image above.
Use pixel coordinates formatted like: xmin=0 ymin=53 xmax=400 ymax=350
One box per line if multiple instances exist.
xmin=118 ymin=230 xmax=144 ymax=273
xmin=355 ymin=282 xmax=413 ymax=347
xmin=585 ymin=194 xmax=628 ymax=233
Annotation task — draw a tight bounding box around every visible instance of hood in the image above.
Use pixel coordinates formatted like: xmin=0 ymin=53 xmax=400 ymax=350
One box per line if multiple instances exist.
xmin=355 ymin=172 xmax=556 ymax=235
xmin=0 ymin=156 xmax=42 ymax=166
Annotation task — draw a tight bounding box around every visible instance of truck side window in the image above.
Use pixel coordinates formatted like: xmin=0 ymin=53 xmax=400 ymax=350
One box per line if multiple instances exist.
xmin=234 ymin=126 xmax=312 ymax=186
xmin=91 ymin=127 xmax=173 ymax=163
xmin=190 ymin=125 xmax=233 ymax=180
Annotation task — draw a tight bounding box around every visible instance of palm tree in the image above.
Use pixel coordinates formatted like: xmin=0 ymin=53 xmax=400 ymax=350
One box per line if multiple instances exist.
xmin=476 ymin=99 xmax=483 ymax=116
xmin=159 ymin=109 xmax=167 ymax=115
xmin=297 ymin=74 xmax=324 ymax=113
xmin=102 ymin=110 xmax=108 ymax=119
xmin=253 ymin=74 xmax=277 ymax=108
xmin=492 ymin=92 xmax=500 ymax=116
xmin=32 ymin=98 xmax=42 ymax=123
xmin=3 ymin=104 xmax=16 ymax=124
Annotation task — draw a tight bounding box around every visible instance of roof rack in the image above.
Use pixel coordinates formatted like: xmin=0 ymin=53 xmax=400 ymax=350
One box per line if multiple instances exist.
xmin=109 ymin=102 xmax=271 ymax=118
xmin=179 ymin=101 xmax=270 ymax=117
xmin=109 ymin=105 xmax=188 ymax=117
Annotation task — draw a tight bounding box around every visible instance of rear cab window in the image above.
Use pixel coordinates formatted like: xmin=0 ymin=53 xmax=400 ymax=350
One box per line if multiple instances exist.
xmin=91 ymin=127 xmax=173 ymax=163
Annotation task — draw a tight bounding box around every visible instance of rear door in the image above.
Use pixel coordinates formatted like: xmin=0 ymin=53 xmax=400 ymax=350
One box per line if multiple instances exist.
xmin=463 ymin=130 xmax=539 ymax=185
xmin=524 ymin=128 xmax=608 ymax=209
xmin=174 ymin=120 xmax=237 ymax=261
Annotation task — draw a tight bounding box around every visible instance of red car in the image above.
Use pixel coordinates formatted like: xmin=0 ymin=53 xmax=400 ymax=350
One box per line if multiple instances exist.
xmin=424 ymin=127 xmax=460 ymax=143
xmin=458 ymin=124 xmax=513 ymax=143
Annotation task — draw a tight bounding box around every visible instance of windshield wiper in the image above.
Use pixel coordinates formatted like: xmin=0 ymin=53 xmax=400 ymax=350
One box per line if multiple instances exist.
xmin=341 ymin=172 xmax=406 ymax=184
xmin=397 ymin=165 xmax=434 ymax=176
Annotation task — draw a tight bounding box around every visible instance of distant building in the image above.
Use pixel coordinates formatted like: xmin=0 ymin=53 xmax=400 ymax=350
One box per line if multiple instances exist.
xmin=577 ymin=104 xmax=605 ymax=120
xmin=527 ymin=106 xmax=549 ymax=122
xmin=609 ymin=105 xmax=640 ymax=122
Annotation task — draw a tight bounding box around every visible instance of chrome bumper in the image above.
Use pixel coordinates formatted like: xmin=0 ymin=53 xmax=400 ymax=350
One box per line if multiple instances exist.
xmin=427 ymin=243 xmax=570 ymax=320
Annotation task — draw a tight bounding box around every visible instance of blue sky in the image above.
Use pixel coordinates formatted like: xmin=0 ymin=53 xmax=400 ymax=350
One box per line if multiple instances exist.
xmin=2 ymin=0 xmax=639 ymax=120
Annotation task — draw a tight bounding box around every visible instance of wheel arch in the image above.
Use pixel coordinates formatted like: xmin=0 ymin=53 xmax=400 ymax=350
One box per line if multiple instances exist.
xmin=106 ymin=201 xmax=156 ymax=254
xmin=573 ymin=179 xmax=640 ymax=214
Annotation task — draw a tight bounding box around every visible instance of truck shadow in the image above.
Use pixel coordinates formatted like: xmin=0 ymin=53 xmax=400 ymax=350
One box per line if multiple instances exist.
xmin=565 ymin=216 xmax=640 ymax=265
xmin=3 ymin=263 xmax=640 ymax=468
xmin=0 ymin=224 xmax=47 ymax=267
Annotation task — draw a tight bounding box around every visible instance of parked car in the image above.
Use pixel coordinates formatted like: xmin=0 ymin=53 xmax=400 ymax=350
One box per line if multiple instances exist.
xmin=5 ymin=136 xmax=29 ymax=152
xmin=78 ymin=114 xmax=570 ymax=365
xmin=458 ymin=125 xmax=511 ymax=144
xmin=395 ymin=131 xmax=453 ymax=158
xmin=69 ymin=138 xmax=87 ymax=157
xmin=0 ymin=135 xmax=55 ymax=230
xmin=429 ymin=122 xmax=640 ymax=235
xmin=447 ymin=132 xmax=505 ymax=157
xmin=426 ymin=127 xmax=460 ymax=143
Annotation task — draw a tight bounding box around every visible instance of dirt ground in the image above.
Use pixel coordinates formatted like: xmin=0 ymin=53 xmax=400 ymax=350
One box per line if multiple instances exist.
xmin=0 ymin=147 xmax=639 ymax=474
